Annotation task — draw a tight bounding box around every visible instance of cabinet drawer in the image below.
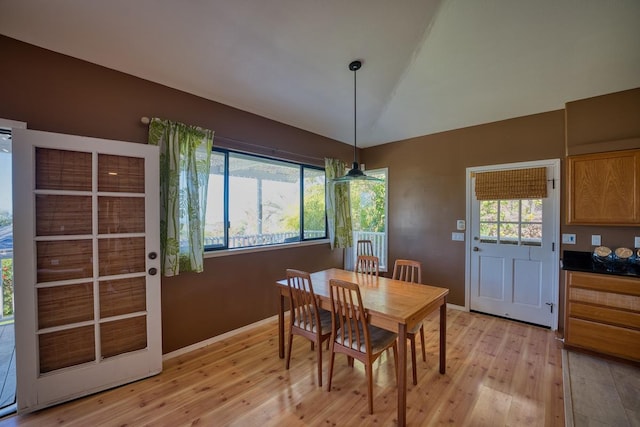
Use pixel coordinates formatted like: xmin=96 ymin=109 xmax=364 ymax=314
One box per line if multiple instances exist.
xmin=567 ymin=317 xmax=640 ymax=361
xmin=567 ymin=271 xmax=640 ymax=296
xmin=569 ymin=287 xmax=640 ymax=311
xmin=569 ymin=301 xmax=640 ymax=328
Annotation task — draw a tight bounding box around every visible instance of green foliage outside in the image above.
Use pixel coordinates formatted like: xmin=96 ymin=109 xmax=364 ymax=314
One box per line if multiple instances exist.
xmin=283 ymin=176 xmax=326 ymax=233
xmin=349 ymin=178 xmax=386 ymax=233
xmin=0 ymin=210 xmax=11 ymax=227
xmin=1 ymin=259 xmax=13 ymax=317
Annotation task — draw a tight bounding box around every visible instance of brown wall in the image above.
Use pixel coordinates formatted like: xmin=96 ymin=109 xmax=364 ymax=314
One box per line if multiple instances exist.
xmin=0 ymin=36 xmax=347 ymax=353
xmin=566 ymin=87 xmax=640 ymax=155
xmin=363 ymin=111 xmax=566 ymax=305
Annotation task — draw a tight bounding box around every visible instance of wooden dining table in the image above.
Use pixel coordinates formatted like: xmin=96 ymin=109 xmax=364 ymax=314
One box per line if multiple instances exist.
xmin=275 ymin=268 xmax=449 ymax=426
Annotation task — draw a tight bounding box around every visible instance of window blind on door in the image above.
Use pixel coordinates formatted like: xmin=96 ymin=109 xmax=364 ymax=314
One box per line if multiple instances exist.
xmin=474 ymin=167 xmax=547 ymax=200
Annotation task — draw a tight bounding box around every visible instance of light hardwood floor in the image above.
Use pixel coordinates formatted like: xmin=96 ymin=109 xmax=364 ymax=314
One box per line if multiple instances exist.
xmin=0 ymin=309 xmax=564 ymax=426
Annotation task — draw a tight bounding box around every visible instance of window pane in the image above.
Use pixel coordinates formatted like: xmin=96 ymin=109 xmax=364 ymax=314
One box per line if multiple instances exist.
xmin=303 ymin=168 xmax=326 ymax=239
xmin=500 ymin=223 xmax=519 ymax=242
xmin=499 ymin=200 xmax=520 ymax=221
xmin=480 ymin=222 xmax=497 ymax=241
xmin=349 ymin=173 xmax=386 ymax=233
xmin=228 ymin=153 xmax=300 ymax=248
xmin=521 ymin=223 xmax=542 ymax=241
xmin=204 ymin=152 xmax=225 ymax=248
xmin=521 ymin=199 xmax=542 ymax=222
xmin=480 ymin=201 xmax=498 ymax=221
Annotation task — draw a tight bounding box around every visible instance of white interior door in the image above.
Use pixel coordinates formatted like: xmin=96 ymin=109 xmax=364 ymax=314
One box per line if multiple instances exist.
xmin=468 ymin=160 xmax=560 ymax=328
xmin=13 ymin=129 xmax=162 ymax=413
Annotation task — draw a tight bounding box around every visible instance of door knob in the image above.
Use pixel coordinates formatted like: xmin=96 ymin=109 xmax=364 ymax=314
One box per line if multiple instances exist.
xmin=148 ymin=267 xmax=158 ymax=275
xmin=473 ymin=247 xmax=480 ymax=252
xmin=148 ymin=252 xmax=157 ymax=260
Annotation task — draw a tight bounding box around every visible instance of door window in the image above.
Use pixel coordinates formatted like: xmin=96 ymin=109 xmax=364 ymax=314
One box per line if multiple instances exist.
xmin=479 ymin=199 xmax=542 ymax=246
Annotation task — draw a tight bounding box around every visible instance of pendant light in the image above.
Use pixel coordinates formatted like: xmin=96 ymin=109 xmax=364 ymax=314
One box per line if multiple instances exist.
xmin=333 ymin=60 xmax=381 ymax=182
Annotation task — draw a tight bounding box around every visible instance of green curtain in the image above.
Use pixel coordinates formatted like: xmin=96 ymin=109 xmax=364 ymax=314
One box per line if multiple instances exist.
xmin=324 ymin=158 xmax=353 ymax=249
xmin=148 ymin=118 xmax=214 ymax=276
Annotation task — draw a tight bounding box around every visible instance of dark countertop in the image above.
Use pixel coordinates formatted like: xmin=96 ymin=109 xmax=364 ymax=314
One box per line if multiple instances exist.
xmin=562 ymin=250 xmax=640 ymax=278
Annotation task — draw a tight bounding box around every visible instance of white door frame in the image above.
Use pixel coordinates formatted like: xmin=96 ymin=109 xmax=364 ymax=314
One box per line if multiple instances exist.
xmin=464 ymin=158 xmax=561 ymax=330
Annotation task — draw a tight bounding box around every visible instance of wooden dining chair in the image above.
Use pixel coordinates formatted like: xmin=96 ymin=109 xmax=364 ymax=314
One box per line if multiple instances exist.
xmin=285 ymin=269 xmax=333 ymax=386
xmin=357 ymin=239 xmax=374 ymax=257
xmin=392 ymin=259 xmax=425 ymax=385
xmin=327 ymin=278 xmax=398 ymax=414
xmin=356 ymin=255 xmax=379 ymax=276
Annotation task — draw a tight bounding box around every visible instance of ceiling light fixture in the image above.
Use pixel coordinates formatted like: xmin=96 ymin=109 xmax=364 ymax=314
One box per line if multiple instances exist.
xmin=333 ymin=60 xmax=381 ymax=182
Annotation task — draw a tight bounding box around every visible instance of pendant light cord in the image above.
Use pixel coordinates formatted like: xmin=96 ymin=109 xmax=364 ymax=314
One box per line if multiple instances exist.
xmin=353 ymin=64 xmax=357 ymax=165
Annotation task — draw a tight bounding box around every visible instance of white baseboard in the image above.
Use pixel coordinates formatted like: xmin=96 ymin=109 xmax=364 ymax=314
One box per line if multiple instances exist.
xmin=447 ymin=303 xmax=466 ymax=311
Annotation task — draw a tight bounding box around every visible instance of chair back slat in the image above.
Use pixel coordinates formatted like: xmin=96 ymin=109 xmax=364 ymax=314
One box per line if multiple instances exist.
xmin=286 ymin=269 xmax=319 ymax=332
xmin=329 ymin=279 xmax=370 ymax=354
xmin=357 ymin=239 xmax=374 ymax=257
xmin=356 ymin=255 xmax=379 ymax=276
xmin=392 ymin=259 xmax=422 ymax=284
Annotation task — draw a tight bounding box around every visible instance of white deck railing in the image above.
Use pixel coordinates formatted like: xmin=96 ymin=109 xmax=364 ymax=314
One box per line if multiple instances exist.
xmin=205 ymin=230 xmax=326 ymax=249
xmin=350 ymin=231 xmax=387 ymax=271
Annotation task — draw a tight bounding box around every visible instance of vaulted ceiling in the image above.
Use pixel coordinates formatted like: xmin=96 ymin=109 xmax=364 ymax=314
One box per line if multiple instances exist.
xmin=1 ymin=1 xmax=639 ymax=147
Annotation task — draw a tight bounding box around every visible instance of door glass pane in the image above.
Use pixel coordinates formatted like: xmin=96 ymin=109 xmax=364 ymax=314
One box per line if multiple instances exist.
xmin=500 ymin=223 xmax=519 ymax=243
xmin=37 ymin=240 xmax=93 ymax=282
xmin=98 ymin=154 xmax=144 ymax=193
xmin=303 ymin=168 xmax=326 ymax=239
xmin=101 ymin=316 xmax=147 ymax=358
xmin=98 ymin=196 xmax=145 ymax=234
xmin=39 ymin=326 xmax=96 ymax=373
xmin=100 ymin=277 xmax=146 ymax=318
xmin=38 ymin=283 xmax=94 ymax=329
xmin=499 ymin=200 xmax=520 ymax=221
xmin=98 ymin=237 xmax=145 ymax=276
xmin=36 ymin=148 xmax=91 ymax=191
xmin=36 ymin=195 xmax=92 ymax=236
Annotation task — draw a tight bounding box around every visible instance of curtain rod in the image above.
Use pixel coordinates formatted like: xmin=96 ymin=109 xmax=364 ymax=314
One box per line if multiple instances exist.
xmin=140 ymin=116 xmax=324 ymax=164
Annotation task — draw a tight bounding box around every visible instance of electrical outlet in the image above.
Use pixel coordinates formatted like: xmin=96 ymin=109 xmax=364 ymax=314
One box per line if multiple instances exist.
xmin=562 ymin=234 xmax=576 ymax=244
xmin=591 ymin=235 xmax=601 ymax=246
xmin=635 ymin=236 xmax=640 ymax=248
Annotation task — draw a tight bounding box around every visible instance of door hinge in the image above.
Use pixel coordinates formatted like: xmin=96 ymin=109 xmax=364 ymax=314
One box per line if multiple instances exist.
xmin=552 ymin=242 xmax=555 ymax=252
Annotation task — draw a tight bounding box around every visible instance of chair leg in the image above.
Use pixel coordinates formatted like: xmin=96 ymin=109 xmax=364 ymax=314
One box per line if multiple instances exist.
xmin=286 ymin=331 xmax=294 ymax=370
xmin=316 ymin=338 xmax=323 ymax=387
xmin=392 ymin=343 xmax=399 ymax=384
xmin=366 ymin=360 xmax=374 ymax=414
xmin=410 ymin=335 xmax=418 ymax=385
xmin=419 ymin=325 xmax=426 ymax=362
xmin=327 ymin=344 xmax=336 ymax=392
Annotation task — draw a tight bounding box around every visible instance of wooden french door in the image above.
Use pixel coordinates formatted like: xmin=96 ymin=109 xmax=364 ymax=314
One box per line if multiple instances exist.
xmin=12 ymin=129 xmax=162 ymax=413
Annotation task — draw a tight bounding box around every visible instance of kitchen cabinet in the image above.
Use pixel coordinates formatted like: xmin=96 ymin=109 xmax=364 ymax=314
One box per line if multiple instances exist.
xmin=566 ymin=149 xmax=640 ymax=225
xmin=564 ymin=270 xmax=640 ymax=362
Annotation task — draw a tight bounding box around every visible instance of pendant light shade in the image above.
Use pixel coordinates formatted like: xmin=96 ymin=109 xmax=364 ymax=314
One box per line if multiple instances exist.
xmin=333 ymin=60 xmax=382 ymax=183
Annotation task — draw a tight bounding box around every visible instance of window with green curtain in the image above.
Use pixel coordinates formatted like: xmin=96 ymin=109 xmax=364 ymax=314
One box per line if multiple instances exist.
xmin=148 ymin=118 xmax=213 ymax=276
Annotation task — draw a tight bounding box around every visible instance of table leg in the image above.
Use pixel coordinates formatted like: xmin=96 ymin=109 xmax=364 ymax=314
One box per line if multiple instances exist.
xmin=397 ymin=322 xmax=407 ymax=427
xmin=439 ymin=299 xmax=446 ymax=374
xmin=278 ymin=293 xmax=285 ymax=359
